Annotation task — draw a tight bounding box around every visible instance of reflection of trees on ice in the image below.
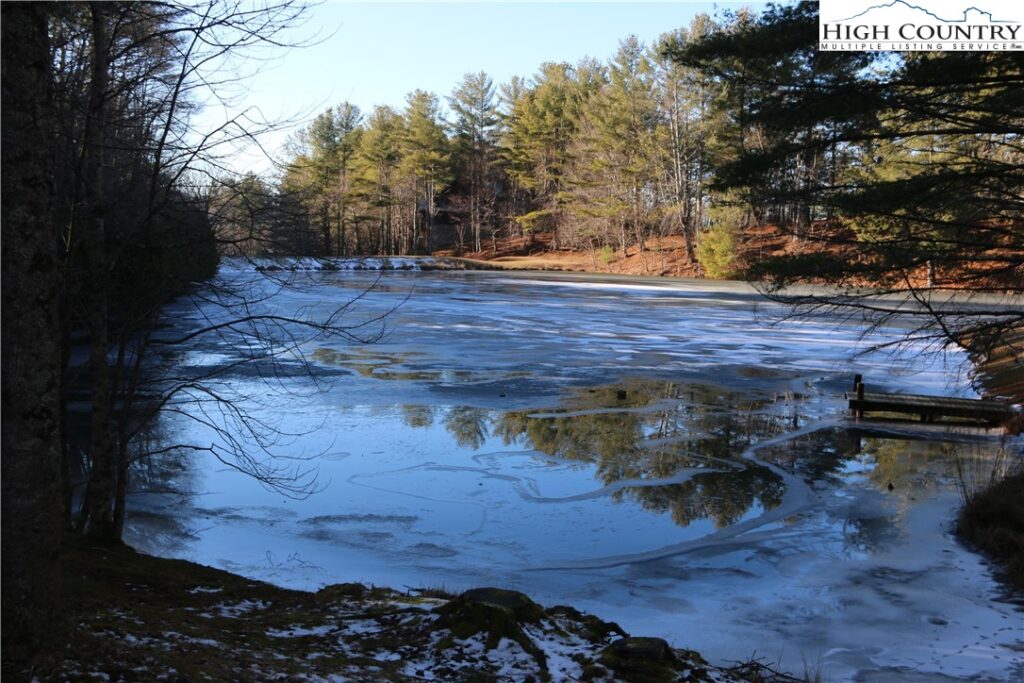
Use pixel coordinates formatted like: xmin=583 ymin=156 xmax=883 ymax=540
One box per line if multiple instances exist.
xmin=526 ymin=416 xmax=835 ymax=571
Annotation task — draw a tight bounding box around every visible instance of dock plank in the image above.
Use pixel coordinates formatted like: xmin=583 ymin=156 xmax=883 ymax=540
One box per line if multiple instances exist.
xmin=847 ymin=390 xmax=1015 ymax=425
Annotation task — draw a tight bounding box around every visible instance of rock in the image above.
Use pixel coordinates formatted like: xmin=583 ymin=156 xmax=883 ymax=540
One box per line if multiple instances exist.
xmin=459 ymin=587 xmax=546 ymax=623
xmin=433 ymin=588 xmax=549 ymax=675
xmin=604 ymin=636 xmax=676 ymax=663
xmin=600 ymin=636 xmax=680 ymax=682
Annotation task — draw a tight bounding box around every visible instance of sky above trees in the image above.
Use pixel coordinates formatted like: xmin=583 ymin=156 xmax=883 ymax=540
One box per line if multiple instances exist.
xmin=199 ymin=1 xmax=765 ymax=174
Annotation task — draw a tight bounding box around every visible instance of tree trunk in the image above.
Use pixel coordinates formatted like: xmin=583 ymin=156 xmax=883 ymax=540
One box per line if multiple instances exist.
xmin=426 ymin=178 xmax=435 ymax=253
xmin=338 ymin=168 xmax=347 ymax=257
xmin=1 ymin=2 xmax=65 ymax=672
xmin=81 ymin=2 xmax=117 ymax=540
xmin=321 ymin=204 xmax=331 ymax=256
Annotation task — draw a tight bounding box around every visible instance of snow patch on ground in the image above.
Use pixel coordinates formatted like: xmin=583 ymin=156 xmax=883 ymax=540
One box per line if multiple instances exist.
xmin=209 ymin=599 xmax=269 ymax=617
xmin=234 ymin=256 xmax=475 ymax=273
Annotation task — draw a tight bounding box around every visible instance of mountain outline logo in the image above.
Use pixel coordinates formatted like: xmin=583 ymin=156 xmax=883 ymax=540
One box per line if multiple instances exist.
xmin=835 ymin=1 xmax=1013 ymax=24
xmin=819 ymin=0 xmax=1024 ymax=51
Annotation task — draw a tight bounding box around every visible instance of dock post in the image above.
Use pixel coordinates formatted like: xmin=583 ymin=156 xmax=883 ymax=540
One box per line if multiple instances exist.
xmin=854 ymin=376 xmax=864 ymax=419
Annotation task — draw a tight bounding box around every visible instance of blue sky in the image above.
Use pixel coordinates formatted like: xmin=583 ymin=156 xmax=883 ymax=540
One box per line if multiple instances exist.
xmin=200 ymin=2 xmax=765 ymax=175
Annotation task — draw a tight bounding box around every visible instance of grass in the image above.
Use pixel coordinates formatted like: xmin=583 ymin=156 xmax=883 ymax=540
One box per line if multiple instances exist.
xmin=957 ymin=470 xmax=1024 ymax=591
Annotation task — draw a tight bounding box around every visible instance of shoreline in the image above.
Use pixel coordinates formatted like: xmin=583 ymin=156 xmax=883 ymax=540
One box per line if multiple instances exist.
xmin=42 ymin=539 xmax=802 ymax=682
xmin=243 ymin=253 xmax=1024 ymax=308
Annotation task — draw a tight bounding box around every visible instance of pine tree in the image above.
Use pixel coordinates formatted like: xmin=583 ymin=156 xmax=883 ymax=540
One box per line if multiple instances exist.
xmin=354 ymin=106 xmax=405 ymax=255
xmin=401 ymin=90 xmax=452 ymax=254
xmin=673 ymin=2 xmax=1024 ymax=356
xmin=449 ymin=72 xmax=499 ymax=253
xmin=565 ymin=38 xmax=662 ymax=266
xmin=502 ymin=62 xmax=588 ymax=246
xmin=331 ymin=103 xmax=363 ymax=256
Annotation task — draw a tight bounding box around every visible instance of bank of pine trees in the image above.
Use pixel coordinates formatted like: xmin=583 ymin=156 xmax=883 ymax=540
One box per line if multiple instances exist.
xmin=224 ymin=14 xmax=743 ymax=272
xmin=252 ymin=2 xmax=1019 ymax=351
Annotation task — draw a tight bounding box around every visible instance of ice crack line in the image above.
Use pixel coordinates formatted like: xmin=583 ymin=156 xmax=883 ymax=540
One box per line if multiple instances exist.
xmin=525 ymin=417 xmax=842 ymax=571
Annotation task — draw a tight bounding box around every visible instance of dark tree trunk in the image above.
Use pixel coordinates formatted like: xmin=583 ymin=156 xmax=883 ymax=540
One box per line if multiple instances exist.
xmin=338 ymin=169 xmax=347 ymax=257
xmin=1 ymin=2 xmax=65 ymax=673
xmin=321 ymin=205 xmax=331 ymax=256
xmin=80 ymin=2 xmax=117 ymax=540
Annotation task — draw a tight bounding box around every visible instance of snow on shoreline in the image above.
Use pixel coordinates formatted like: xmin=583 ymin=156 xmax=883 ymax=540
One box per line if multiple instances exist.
xmin=234 ymin=256 xmax=490 ymax=272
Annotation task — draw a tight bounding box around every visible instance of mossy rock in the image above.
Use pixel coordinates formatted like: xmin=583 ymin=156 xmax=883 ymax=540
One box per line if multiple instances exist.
xmin=433 ymin=588 xmax=549 ymax=676
xmin=459 ymin=587 xmax=546 ymax=623
xmin=599 ymin=636 xmax=681 ymax=682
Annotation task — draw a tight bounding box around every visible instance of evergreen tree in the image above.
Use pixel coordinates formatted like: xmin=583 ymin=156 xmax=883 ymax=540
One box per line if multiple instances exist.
xmin=332 ymin=103 xmax=364 ymax=256
xmin=566 ymin=37 xmax=662 ymax=264
xmin=283 ymin=103 xmax=363 ymax=256
xmin=673 ymin=1 xmax=1024 ymax=356
xmin=449 ymin=71 xmax=499 ymax=252
xmin=401 ymin=90 xmax=452 ymax=253
xmin=502 ymin=62 xmax=586 ymax=246
xmin=354 ymin=106 xmax=405 ymax=255
xmin=305 ymin=109 xmax=342 ymax=254
xmin=496 ymin=76 xmax=532 ymax=242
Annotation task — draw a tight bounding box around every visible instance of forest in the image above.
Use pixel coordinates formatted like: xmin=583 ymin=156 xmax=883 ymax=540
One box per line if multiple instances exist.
xmin=218 ymin=3 xmax=1021 ymax=366
xmin=231 ymin=5 xmax=1021 ymax=299
xmin=2 ymin=0 xmax=1022 ymax=679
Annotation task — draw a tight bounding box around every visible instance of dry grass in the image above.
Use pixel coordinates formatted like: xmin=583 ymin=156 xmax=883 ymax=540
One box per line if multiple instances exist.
xmin=956 ymin=459 xmax=1024 ymax=591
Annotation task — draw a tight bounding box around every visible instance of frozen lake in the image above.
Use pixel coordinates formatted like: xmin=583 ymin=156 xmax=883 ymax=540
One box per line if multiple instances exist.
xmin=128 ymin=269 xmax=1022 ymax=681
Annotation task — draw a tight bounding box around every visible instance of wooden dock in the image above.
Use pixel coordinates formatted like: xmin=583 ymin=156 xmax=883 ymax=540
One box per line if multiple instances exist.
xmin=846 ymin=375 xmax=1017 ymax=426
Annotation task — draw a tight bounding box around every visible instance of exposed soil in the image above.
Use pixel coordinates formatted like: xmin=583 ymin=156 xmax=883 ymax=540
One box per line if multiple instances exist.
xmin=434 ymin=227 xmax=841 ymax=279
xmin=439 ymin=225 xmax=1023 ymax=291
xmin=436 ymin=233 xmax=709 ymax=278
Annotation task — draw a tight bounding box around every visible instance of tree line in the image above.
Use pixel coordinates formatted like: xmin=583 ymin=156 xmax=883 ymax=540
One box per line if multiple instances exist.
xmin=235 ymin=3 xmax=1020 ymax=360
xmin=237 ymin=4 xmax=1020 ymax=338
xmin=223 ymin=12 xmax=750 ymax=268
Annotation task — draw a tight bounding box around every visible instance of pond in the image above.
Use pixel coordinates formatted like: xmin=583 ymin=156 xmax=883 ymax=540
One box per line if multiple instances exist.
xmin=127 ymin=268 xmax=1022 ymax=681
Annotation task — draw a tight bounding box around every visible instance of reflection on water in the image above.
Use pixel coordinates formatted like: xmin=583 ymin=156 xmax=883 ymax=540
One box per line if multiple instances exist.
xmin=444 ymin=406 xmax=491 ymax=449
xmin=495 ymin=381 xmax=793 ymax=529
xmin=130 ymin=374 xmax=1015 ymax=544
xmin=385 ymin=380 xmax=807 ymax=529
xmin=377 ymin=380 xmax=1015 ymax=535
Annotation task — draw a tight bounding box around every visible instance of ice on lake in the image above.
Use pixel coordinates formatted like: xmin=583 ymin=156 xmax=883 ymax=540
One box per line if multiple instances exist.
xmin=127 ymin=270 xmax=1023 ymax=682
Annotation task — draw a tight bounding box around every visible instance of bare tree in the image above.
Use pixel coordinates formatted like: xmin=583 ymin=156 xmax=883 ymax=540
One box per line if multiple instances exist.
xmin=40 ymin=1 xmax=392 ymax=544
